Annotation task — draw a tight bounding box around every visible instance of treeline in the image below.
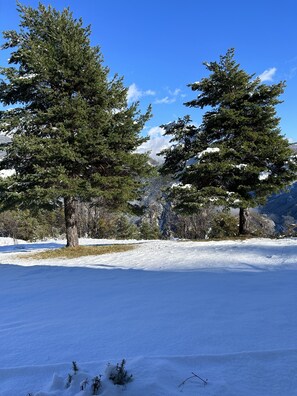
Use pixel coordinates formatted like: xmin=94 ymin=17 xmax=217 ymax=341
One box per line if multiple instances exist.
xmin=0 ymin=205 xmax=161 ymax=242
xmin=0 ymin=200 xmax=277 ymax=242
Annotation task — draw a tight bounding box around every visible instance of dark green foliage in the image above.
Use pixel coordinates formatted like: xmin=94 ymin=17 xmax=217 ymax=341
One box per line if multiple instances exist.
xmin=208 ymin=211 xmax=238 ymax=239
xmin=0 ymin=3 xmax=151 ymax=246
xmin=109 ymin=359 xmax=133 ymax=386
xmin=92 ymin=211 xmax=161 ymax=240
xmin=115 ymin=215 xmax=139 ymax=239
xmin=160 ymin=49 xmax=297 ymax=234
xmin=94 ymin=211 xmax=139 ymax=239
xmin=0 ymin=207 xmax=64 ymax=241
xmin=139 ymin=220 xmax=160 ymax=239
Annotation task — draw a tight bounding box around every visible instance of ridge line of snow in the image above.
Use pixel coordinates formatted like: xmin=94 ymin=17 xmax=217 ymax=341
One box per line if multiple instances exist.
xmin=2 ymin=348 xmax=297 ymax=371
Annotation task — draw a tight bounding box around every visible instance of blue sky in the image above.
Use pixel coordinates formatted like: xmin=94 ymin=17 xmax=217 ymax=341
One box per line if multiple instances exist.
xmin=1 ymin=0 xmax=297 ymax=156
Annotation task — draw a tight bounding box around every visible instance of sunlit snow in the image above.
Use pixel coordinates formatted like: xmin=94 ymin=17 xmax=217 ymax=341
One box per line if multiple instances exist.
xmin=259 ymin=170 xmax=271 ymax=180
xmin=0 ymin=237 xmax=297 ymax=395
xmin=0 ymin=169 xmax=15 ymax=178
xmin=198 ymin=147 xmax=220 ymax=158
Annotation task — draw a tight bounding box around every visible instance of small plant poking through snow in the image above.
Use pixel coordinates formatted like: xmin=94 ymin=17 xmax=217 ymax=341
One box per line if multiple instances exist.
xmin=72 ymin=360 xmax=79 ymax=374
xmin=63 ymin=362 xmax=103 ymax=394
xmin=108 ymin=359 xmax=133 ymax=385
xmin=91 ymin=375 xmax=102 ymax=395
xmin=80 ymin=377 xmax=89 ymax=391
xmin=65 ymin=373 xmax=73 ymax=388
xmin=65 ymin=361 xmax=79 ymax=388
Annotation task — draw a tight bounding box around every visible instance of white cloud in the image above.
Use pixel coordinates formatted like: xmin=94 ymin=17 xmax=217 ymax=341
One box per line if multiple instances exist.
xmin=154 ymin=96 xmax=176 ymax=104
xmin=154 ymin=87 xmax=183 ymax=105
xmin=136 ymin=126 xmax=171 ymax=162
xmin=127 ymin=83 xmax=155 ymax=103
xmin=144 ymin=89 xmax=156 ymax=96
xmin=169 ymin=88 xmax=181 ymax=96
xmin=127 ymin=83 xmax=141 ymax=102
xmin=258 ymin=67 xmax=277 ymax=82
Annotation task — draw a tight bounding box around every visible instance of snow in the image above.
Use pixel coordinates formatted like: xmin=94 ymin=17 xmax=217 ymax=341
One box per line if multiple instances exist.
xmin=235 ymin=163 xmax=248 ymax=169
xmin=1 ymin=237 xmax=297 ymax=395
xmin=171 ymin=183 xmax=192 ymax=190
xmin=259 ymin=170 xmax=271 ymax=180
xmin=208 ymin=197 xmax=218 ymax=202
xmin=0 ymin=169 xmax=15 ymax=178
xmin=18 ymin=73 xmax=38 ymax=80
xmin=198 ymin=147 xmax=220 ymax=158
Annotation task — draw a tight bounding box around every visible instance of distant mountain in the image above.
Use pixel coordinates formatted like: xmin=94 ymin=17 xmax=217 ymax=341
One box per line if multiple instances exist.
xmin=289 ymin=143 xmax=297 ymax=152
xmin=258 ymin=143 xmax=297 ymax=233
xmin=259 ymin=182 xmax=297 ymax=233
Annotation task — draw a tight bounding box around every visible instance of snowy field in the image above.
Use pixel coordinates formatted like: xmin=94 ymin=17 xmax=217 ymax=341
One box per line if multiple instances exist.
xmin=1 ymin=237 xmax=297 ymax=395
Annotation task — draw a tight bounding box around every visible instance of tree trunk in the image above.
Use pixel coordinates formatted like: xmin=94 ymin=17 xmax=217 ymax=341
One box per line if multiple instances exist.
xmin=64 ymin=196 xmax=79 ymax=247
xmin=239 ymin=207 xmax=250 ymax=235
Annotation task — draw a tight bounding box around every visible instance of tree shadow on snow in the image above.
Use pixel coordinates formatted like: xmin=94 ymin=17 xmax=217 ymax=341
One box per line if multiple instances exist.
xmin=0 ymin=242 xmax=64 ymax=254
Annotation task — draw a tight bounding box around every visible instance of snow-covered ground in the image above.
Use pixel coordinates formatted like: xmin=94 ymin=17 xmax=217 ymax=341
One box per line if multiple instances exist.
xmin=1 ymin=237 xmax=297 ymax=395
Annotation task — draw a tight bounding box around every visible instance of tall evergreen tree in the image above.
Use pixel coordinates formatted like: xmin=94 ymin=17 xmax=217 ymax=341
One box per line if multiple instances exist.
xmin=0 ymin=3 xmax=151 ymax=246
xmin=160 ymin=49 xmax=297 ymax=234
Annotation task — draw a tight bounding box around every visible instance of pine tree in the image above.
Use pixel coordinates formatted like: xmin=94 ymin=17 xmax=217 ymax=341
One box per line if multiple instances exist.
xmin=139 ymin=220 xmax=160 ymax=239
xmin=160 ymin=49 xmax=297 ymax=234
xmin=0 ymin=3 xmax=151 ymax=246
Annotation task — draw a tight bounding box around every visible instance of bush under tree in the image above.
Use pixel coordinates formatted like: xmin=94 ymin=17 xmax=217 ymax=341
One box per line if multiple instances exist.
xmin=0 ymin=208 xmax=64 ymax=241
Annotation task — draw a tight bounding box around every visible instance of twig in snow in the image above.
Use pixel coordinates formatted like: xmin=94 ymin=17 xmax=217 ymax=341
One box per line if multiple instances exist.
xmin=178 ymin=371 xmax=208 ymax=388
